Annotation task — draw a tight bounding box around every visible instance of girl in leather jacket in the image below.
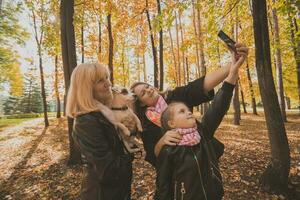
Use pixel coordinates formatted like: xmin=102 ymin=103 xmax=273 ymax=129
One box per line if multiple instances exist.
xmin=156 ymin=51 xmax=246 ymax=200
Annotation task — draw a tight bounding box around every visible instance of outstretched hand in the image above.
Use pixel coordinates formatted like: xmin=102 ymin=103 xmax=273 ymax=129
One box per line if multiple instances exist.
xmin=225 ymin=43 xmax=249 ymax=84
xmin=231 ymin=43 xmax=249 ymax=70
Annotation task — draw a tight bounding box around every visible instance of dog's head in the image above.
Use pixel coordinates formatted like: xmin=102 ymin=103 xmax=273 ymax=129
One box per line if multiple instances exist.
xmin=112 ymin=86 xmax=137 ymax=108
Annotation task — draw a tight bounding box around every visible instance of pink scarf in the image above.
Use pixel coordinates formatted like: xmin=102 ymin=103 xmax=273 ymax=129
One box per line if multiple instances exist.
xmin=145 ymin=95 xmax=168 ymax=127
xmin=175 ymin=127 xmax=201 ymax=146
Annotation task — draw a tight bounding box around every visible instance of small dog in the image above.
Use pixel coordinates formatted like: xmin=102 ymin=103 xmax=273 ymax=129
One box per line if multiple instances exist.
xmin=111 ymin=86 xmax=143 ymax=154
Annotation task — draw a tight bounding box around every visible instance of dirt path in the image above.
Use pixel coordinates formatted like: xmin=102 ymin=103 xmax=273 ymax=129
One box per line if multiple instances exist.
xmin=0 ymin=118 xmax=44 ymax=137
xmin=0 ymin=118 xmax=46 ymax=182
xmin=0 ymin=114 xmax=299 ymax=200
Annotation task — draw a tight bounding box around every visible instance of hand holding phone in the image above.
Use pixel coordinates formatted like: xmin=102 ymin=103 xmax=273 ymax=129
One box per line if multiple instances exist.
xmin=217 ymin=30 xmax=237 ymax=53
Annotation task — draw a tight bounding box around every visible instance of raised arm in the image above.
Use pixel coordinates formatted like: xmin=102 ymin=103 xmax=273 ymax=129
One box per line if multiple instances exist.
xmin=202 ymin=46 xmax=248 ymax=138
xmin=203 ymin=43 xmax=249 ymax=93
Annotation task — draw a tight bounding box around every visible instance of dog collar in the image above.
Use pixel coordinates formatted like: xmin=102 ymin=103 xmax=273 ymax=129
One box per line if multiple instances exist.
xmin=111 ymin=106 xmax=128 ymax=111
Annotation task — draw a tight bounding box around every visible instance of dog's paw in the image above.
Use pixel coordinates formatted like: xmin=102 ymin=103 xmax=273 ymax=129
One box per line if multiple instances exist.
xmin=137 ymin=124 xmax=143 ymax=132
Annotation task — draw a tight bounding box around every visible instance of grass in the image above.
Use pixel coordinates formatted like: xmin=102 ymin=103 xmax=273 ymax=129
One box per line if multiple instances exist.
xmin=0 ymin=118 xmax=37 ymax=131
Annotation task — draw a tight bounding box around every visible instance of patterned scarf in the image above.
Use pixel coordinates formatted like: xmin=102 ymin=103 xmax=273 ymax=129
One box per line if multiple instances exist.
xmin=145 ymin=95 xmax=168 ymax=127
xmin=175 ymin=127 xmax=201 ymax=146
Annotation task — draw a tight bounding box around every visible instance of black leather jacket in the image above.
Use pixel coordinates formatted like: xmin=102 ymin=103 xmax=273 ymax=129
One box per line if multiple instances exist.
xmin=73 ymin=112 xmax=133 ymax=200
xmin=156 ymin=82 xmax=234 ymax=200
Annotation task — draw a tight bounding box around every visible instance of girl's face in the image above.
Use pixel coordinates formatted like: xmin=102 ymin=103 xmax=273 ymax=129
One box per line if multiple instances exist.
xmin=168 ymin=103 xmax=196 ymax=129
xmin=93 ymin=73 xmax=113 ymax=105
xmin=133 ymin=83 xmax=159 ymax=107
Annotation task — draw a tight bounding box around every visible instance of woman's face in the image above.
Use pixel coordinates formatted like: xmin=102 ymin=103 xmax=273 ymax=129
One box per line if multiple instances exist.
xmin=93 ymin=73 xmax=113 ymax=105
xmin=133 ymin=83 xmax=159 ymax=107
xmin=168 ymin=103 xmax=196 ymax=129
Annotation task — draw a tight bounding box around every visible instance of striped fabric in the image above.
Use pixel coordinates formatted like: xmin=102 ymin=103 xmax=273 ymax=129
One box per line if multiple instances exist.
xmin=175 ymin=127 xmax=201 ymax=146
xmin=145 ymin=95 xmax=168 ymax=127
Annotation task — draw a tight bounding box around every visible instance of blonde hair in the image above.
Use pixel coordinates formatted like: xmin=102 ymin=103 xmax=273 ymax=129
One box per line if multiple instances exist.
xmin=66 ymin=63 xmax=132 ymax=136
xmin=66 ymin=63 xmax=111 ymax=118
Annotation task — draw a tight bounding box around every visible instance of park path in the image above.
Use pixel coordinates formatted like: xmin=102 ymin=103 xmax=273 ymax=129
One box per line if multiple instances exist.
xmin=0 ymin=118 xmax=44 ymax=137
xmin=0 ymin=117 xmax=50 ymax=182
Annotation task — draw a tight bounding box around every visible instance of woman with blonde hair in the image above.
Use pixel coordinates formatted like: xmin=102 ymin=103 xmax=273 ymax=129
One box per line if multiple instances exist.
xmin=66 ymin=63 xmax=133 ymax=200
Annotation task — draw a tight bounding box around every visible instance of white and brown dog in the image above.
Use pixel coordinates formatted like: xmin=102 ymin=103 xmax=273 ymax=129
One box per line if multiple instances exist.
xmin=111 ymin=86 xmax=143 ymax=154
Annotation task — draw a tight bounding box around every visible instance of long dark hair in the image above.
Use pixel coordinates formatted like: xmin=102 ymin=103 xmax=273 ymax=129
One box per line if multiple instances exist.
xmin=130 ymin=82 xmax=169 ymax=128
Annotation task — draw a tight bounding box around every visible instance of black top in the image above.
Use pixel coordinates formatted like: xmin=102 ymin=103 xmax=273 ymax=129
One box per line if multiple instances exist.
xmin=139 ymin=76 xmax=215 ymax=167
xmin=156 ymin=82 xmax=235 ymax=200
xmin=73 ymin=112 xmax=133 ymax=200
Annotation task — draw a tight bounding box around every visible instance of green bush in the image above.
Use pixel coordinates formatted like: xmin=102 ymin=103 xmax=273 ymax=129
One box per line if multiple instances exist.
xmin=5 ymin=113 xmax=42 ymax=119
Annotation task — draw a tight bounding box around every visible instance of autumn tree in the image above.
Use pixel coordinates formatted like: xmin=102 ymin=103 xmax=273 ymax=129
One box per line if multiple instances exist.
xmin=0 ymin=1 xmax=28 ymax=96
xmin=60 ymin=0 xmax=81 ymax=165
xmin=252 ymin=0 xmax=290 ymax=193
xmin=107 ymin=3 xmax=114 ymax=84
xmin=25 ymin=0 xmax=50 ymax=127
xmin=44 ymin=0 xmax=62 ymax=118
xmin=270 ymin=0 xmax=287 ymax=121
xmin=146 ymin=0 xmax=159 ymax=88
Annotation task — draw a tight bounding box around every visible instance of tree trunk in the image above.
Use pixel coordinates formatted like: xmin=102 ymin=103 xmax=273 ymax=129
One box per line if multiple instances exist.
xmin=157 ymin=0 xmax=164 ymax=90
xmin=143 ymin=52 xmax=147 ymax=82
xmin=98 ymin=20 xmax=102 ymax=61
xmin=55 ymin=55 xmax=61 ymax=118
xmin=175 ymin=13 xmax=181 ymax=86
xmin=196 ymin=4 xmax=206 ymax=77
xmin=31 ymin=6 xmax=49 ymax=127
xmin=186 ymin=57 xmax=189 ymax=82
xmin=81 ymin=25 xmax=84 ymax=63
xmin=60 ymin=0 xmax=81 ymax=165
xmin=196 ymin=4 xmax=208 ymax=113
xmin=136 ymin=33 xmax=141 ymax=82
xmin=246 ymin=61 xmax=258 ymax=115
xmin=232 ymin=8 xmax=241 ymax=124
xmin=0 ymin=0 xmax=2 ymax=15
xmin=168 ymin=27 xmax=178 ymax=85
xmin=239 ymin=79 xmax=247 ymax=113
xmin=178 ymin=12 xmax=186 ymax=85
xmin=145 ymin=0 xmax=158 ymax=87
xmin=39 ymin=49 xmax=49 ymax=127
xmin=271 ymin=0 xmax=287 ymax=121
xmin=232 ymin=84 xmax=240 ymax=123
xmin=27 ymin=79 xmax=32 ymax=113
xmin=287 ymin=3 xmax=300 ymax=114
xmin=107 ymin=14 xmax=114 ymax=85
xmin=121 ymin=38 xmax=126 ymax=87
xmin=63 ymin=95 xmax=66 ymax=116
xmin=192 ymin=3 xmax=200 ymax=78
xmin=252 ymin=0 xmax=290 ymax=193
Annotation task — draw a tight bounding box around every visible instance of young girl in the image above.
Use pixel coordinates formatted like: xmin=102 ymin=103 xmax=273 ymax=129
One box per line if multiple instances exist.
xmin=156 ymin=79 xmax=237 ymax=199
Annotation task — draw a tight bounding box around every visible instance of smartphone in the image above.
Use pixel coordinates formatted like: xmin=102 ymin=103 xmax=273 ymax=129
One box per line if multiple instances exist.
xmin=218 ymin=30 xmax=237 ymax=53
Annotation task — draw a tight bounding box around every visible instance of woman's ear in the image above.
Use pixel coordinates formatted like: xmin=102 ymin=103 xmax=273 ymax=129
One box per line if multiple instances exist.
xmin=167 ymin=120 xmax=176 ymax=129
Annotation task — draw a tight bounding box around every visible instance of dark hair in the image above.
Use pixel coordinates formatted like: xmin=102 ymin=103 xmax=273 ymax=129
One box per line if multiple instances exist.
xmin=130 ymin=82 xmax=171 ymax=128
xmin=160 ymin=102 xmax=184 ymax=134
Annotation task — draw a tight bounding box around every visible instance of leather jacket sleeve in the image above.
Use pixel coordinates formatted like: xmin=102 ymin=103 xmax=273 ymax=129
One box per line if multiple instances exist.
xmin=201 ymin=81 xmax=235 ymax=139
xmin=156 ymin=146 xmax=174 ymax=200
xmin=167 ymin=76 xmax=214 ymax=107
xmin=73 ymin=114 xmax=133 ymax=185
